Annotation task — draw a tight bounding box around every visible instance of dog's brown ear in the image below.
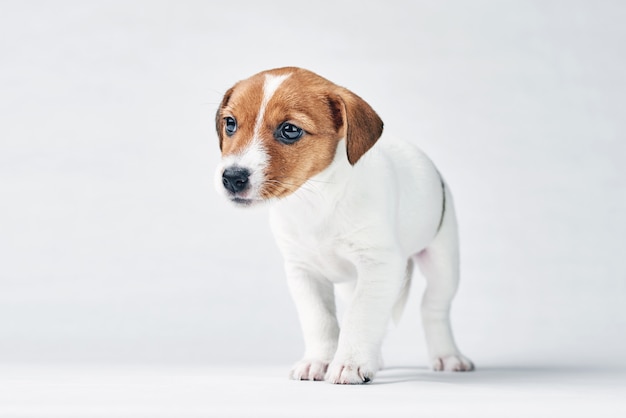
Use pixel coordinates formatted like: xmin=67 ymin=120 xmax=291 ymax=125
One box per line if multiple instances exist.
xmin=336 ymin=88 xmax=384 ymax=165
xmin=215 ymin=87 xmax=234 ymax=151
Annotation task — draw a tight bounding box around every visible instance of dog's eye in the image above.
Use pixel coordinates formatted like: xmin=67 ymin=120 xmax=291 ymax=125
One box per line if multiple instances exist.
xmin=224 ymin=117 xmax=237 ymax=136
xmin=276 ymin=122 xmax=304 ymax=144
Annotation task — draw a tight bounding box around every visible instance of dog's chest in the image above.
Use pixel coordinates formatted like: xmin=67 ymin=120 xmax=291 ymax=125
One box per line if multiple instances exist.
xmin=270 ymin=210 xmax=359 ymax=283
xmin=300 ymin=234 xmax=358 ymax=283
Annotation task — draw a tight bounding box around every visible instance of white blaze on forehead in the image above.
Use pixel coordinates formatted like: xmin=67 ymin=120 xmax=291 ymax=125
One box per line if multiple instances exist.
xmin=253 ymin=73 xmax=291 ymax=138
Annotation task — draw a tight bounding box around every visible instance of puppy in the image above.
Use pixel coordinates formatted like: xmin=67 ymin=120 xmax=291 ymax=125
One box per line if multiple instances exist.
xmin=215 ymin=67 xmax=474 ymax=384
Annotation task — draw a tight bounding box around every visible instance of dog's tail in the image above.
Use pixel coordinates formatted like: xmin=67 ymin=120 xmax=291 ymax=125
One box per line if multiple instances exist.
xmin=392 ymin=258 xmax=414 ymax=324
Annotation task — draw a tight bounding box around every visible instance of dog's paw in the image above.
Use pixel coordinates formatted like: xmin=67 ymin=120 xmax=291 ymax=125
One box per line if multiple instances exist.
xmin=290 ymin=359 xmax=329 ymax=381
xmin=432 ymin=354 xmax=475 ymax=372
xmin=325 ymin=361 xmax=376 ymax=384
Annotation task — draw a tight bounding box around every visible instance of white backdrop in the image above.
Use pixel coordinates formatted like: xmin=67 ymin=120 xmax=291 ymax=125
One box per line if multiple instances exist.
xmin=1 ymin=0 xmax=624 ymax=370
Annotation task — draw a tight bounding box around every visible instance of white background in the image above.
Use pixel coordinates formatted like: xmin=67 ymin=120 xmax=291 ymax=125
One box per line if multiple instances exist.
xmin=1 ymin=1 xmax=625 ymax=416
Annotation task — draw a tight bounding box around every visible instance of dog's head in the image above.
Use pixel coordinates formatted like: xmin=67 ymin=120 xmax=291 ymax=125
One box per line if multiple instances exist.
xmin=215 ymin=67 xmax=383 ymax=206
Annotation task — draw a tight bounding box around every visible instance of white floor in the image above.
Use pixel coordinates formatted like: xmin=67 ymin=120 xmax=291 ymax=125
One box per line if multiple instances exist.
xmin=1 ymin=364 xmax=624 ymax=418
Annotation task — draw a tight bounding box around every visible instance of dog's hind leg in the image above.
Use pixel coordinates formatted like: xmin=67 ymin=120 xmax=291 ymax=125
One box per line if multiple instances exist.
xmin=392 ymin=258 xmax=413 ymax=325
xmin=415 ymin=188 xmax=474 ymax=372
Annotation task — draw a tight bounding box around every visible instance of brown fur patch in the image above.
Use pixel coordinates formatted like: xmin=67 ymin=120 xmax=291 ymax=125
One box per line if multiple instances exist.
xmin=216 ymin=76 xmax=264 ymax=157
xmin=337 ymin=87 xmax=384 ymax=165
xmin=326 ymin=95 xmax=344 ymax=133
xmin=215 ymin=87 xmax=233 ymax=151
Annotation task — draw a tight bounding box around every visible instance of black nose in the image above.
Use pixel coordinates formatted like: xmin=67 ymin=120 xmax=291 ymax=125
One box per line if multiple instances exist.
xmin=222 ymin=167 xmax=250 ymax=194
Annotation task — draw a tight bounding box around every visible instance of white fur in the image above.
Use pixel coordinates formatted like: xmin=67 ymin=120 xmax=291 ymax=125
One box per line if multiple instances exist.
xmin=254 ymin=74 xmax=291 ymax=138
xmin=269 ymin=137 xmax=474 ymax=384
xmin=214 ymin=138 xmax=268 ymax=204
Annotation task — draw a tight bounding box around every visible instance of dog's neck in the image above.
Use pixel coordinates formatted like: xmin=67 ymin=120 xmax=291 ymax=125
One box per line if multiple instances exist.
xmin=270 ymin=139 xmax=352 ymax=221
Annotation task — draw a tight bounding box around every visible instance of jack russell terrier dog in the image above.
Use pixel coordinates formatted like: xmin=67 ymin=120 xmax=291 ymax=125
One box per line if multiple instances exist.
xmin=215 ymin=67 xmax=474 ymax=384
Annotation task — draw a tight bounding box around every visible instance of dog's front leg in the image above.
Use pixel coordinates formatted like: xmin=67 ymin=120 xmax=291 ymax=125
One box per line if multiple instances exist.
xmin=286 ymin=263 xmax=340 ymax=381
xmin=326 ymin=254 xmax=405 ymax=384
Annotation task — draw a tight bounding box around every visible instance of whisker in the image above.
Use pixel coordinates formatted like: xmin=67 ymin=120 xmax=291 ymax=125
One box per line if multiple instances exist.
xmin=278 ymin=176 xmax=335 ymax=185
xmin=263 ymin=178 xmax=322 ymax=204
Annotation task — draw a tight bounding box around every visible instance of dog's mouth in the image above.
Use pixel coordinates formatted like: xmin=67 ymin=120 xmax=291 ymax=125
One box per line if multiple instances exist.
xmin=229 ymin=196 xmax=262 ymax=207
